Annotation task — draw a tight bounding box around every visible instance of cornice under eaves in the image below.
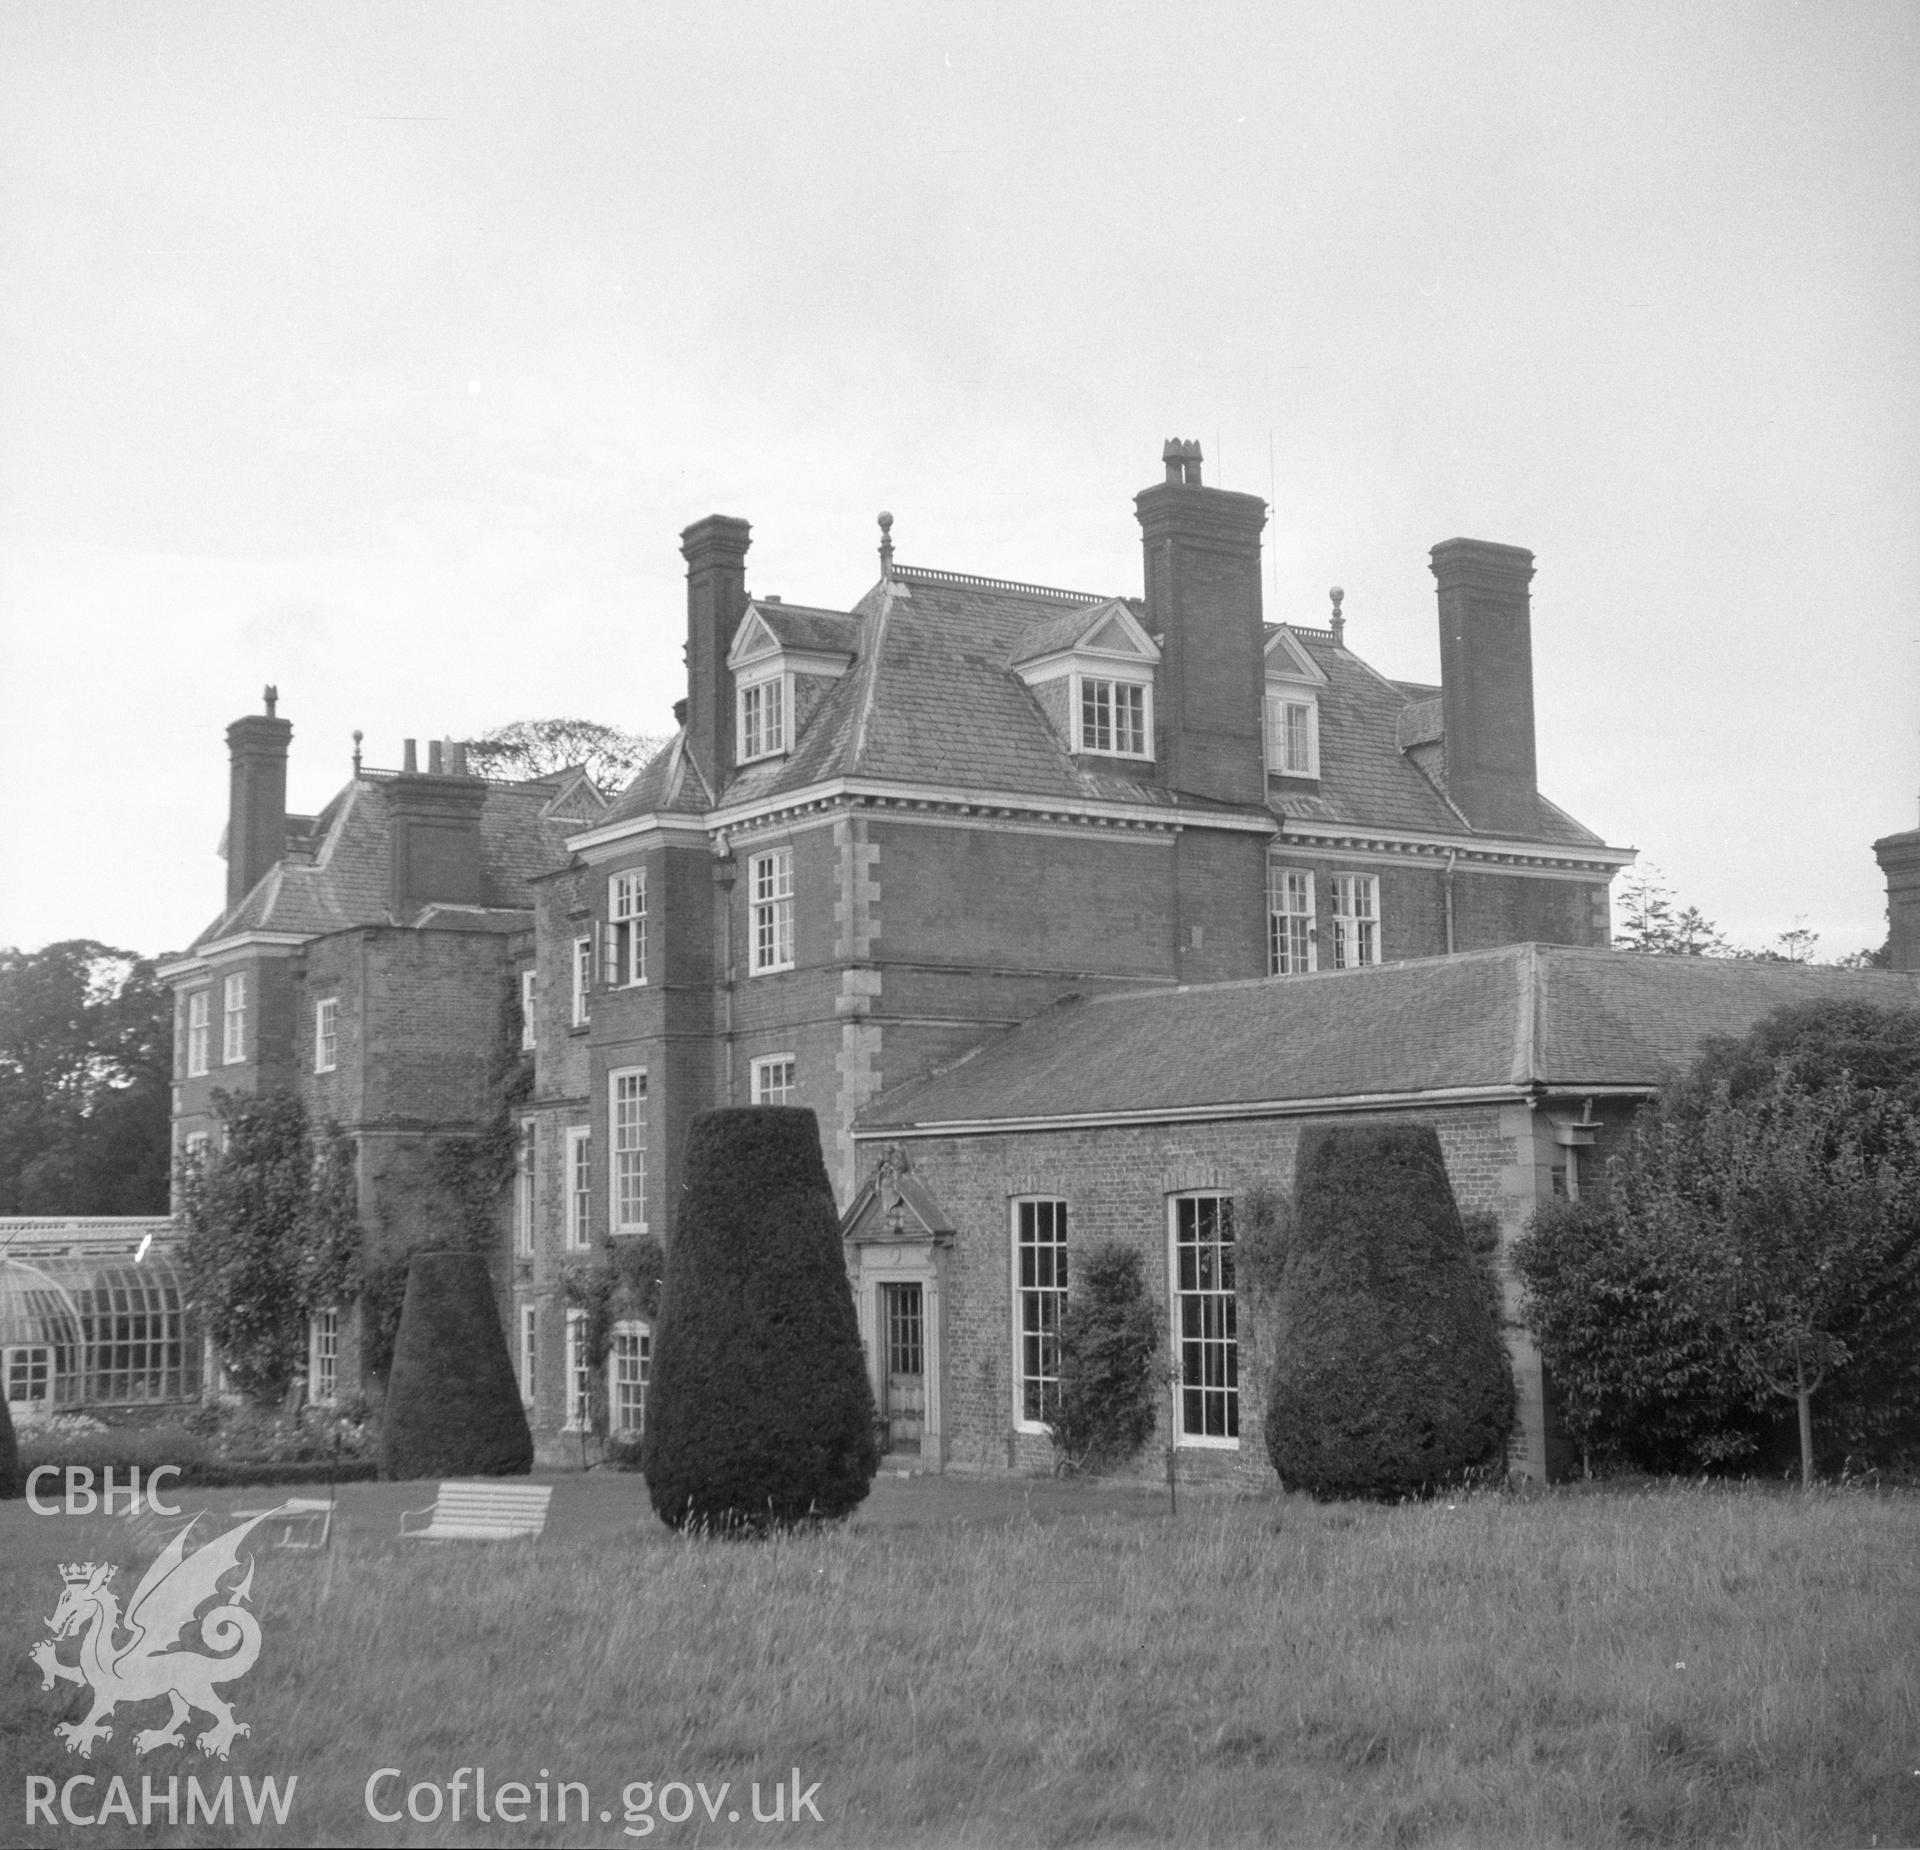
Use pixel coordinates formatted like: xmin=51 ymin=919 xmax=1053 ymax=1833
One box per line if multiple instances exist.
xmin=157 ymin=931 xmax=313 ymax=982
xmin=566 ymin=777 xmax=1280 ymax=855
xmin=852 ymin=1079 xmax=1657 ymax=1141
xmin=1274 ymin=820 xmax=1636 ymax=877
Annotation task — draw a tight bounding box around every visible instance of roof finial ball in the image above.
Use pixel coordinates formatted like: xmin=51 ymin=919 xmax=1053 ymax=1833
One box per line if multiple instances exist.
xmin=878 ymin=509 xmax=895 ymax=579
xmin=1328 ymin=586 xmax=1346 ymax=646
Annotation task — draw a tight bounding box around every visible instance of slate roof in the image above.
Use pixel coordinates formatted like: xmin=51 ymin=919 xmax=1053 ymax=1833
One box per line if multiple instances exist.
xmin=600 ymin=564 xmax=1611 ymax=854
xmin=191 ymin=774 xmax=589 ymax=949
xmin=857 ymin=946 xmax=1920 ymax=1129
xmin=747 ymin=601 xmax=862 ymax=657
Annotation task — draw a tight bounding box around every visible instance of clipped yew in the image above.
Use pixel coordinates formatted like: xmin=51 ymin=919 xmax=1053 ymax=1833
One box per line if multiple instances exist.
xmin=1267 ymin=1124 xmax=1513 ymax=1499
xmin=642 ymin=1107 xmax=877 ymax=1531
xmin=1050 ymin=1244 xmax=1159 ymax=1474
xmin=379 ymin=1249 xmax=532 ymax=1480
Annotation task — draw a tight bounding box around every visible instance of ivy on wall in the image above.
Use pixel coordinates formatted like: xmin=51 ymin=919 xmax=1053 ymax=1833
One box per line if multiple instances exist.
xmin=177 ymin=1090 xmax=364 ymax=1403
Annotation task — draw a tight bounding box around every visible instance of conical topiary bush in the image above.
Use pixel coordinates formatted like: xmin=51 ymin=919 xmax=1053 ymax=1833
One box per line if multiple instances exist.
xmin=0 ymin=1389 xmax=17 ymax=1499
xmin=1266 ymin=1123 xmax=1513 ymax=1499
xmin=379 ymin=1249 xmax=532 ymax=1480
xmin=641 ymin=1107 xmax=878 ymax=1531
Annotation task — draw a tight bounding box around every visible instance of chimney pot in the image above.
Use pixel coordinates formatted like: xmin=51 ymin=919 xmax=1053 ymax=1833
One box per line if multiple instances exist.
xmin=448 ymin=740 xmax=469 ymax=777
xmin=1430 ymin=538 xmax=1539 ymax=835
xmin=1872 ymin=824 xmax=1920 ymax=971
xmin=403 ymin=739 xmax=418 ymax=773
xmin=224 ymin=701 xmax=294 ymax=912
xmin=428 ymin=740 xmax=444 ymax=775
xmin=681 ymin=513 xmax=752 ymax=797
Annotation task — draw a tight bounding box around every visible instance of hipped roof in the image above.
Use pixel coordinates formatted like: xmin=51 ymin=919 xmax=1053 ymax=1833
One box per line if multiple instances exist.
xmin=857 ymin=945 xmax=1920 ymax=1131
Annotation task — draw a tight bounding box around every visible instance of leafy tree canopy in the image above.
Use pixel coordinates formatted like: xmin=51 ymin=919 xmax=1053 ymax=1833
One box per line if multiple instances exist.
xmin=1666 ymin=998 xmax=1920 ymax=1122
xmin=0 ymin=940 xmax=170 ymax=1214
xmin=1516 ymin=1000 xmax=1920 ymax=1482
xmin=461 ymin=718 xmax=665 ymax=792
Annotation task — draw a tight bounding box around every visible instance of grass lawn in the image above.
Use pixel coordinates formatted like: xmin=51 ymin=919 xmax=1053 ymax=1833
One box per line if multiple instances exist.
xmin=3 ymin=1471 xmax=1917 ymax=1848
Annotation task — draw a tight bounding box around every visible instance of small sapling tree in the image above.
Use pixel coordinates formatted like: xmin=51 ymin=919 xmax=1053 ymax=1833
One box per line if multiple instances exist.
xmin=379 ymin=1249 xmax=532 ymax=1479
xmin=641 ymin=1108 xmax=877 ymax=1531
xmin=1266 ymin=1124 xmax=1513 ymax=1499
xmin=1628 ymin=1072 xmax=1920 ymax=1487
xmin=1049 ymin=1243 xmax=1159 ymax=1474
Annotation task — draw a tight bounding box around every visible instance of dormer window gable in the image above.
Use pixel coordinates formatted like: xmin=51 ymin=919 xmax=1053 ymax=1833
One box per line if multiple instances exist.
xmin=1264 ymin=626 xmax=1328 ymax=780
xmin=727 ymin=602 xmax=857 ymax=766
xmin=1011 ymin=598 xmax=1161 ymax=763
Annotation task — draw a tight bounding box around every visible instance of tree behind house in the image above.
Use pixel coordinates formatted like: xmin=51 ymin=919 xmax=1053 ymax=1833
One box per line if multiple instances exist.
xmin=0 ymin=940 xmax=170 ymax=1214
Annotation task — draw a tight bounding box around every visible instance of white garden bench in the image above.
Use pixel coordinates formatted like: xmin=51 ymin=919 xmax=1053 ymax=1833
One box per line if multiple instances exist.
xmin=399 ymin=1480 xmax=552 ymax=1542
xmin=233 ymin=1497 xmax=335 ymax=1550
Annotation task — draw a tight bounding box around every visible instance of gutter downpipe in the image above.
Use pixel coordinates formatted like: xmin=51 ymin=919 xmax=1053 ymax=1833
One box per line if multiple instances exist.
xmin=1443 ymin=850 xmax=1458 ymax=955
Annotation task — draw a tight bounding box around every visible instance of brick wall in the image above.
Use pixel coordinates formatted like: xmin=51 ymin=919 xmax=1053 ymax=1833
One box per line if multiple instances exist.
xmin=857 ymin=1102 xmax=1554 ymax=1488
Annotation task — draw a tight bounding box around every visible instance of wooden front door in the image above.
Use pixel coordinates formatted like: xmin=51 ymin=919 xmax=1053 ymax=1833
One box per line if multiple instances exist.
xmin=879 ymin=1282 xmax=925 ymax=1454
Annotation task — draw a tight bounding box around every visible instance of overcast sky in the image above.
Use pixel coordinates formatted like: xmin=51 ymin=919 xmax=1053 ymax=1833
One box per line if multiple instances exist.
xmin=2 ymin=2 xmax=1914 ymax=962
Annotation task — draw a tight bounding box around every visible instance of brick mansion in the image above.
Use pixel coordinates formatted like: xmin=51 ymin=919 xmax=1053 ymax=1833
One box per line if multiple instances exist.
xmin=135 ymin=441 xmax=1920 ymax=1482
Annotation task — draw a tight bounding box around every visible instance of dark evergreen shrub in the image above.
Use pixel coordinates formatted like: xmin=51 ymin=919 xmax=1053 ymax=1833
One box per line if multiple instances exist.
xmin=641 ymin=1108 xmax=877 ymax=1531
xmin=379 ymin=1250 xmax=532 ymax=1481
xmin=1267 ymin=1124 xmax=1514 ymax=1499
xmin=1050 ymin=1243 xmax=1159 ymax=1474
xmin=0 ymin=1391 xmax=17 ymax=1499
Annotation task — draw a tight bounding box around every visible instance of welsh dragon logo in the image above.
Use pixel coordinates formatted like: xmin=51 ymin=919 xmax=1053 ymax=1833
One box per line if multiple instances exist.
xmin=30 ymin=1507 xmax=279 ymax=1761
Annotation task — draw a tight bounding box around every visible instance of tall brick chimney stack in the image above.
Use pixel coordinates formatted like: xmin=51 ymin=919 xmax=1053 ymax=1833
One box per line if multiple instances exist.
xmin=1429 ymin=538 xmax=1540 ymax=836
xmin=681 ymin=514 xmax=752 ymax=794
xmin=1134 ymin=440 xmax=1268 ymax=806
xmin=225 ymin=687 xmax=293 ymax=912
xmin=1872 ymin=817 xmax=1920 ymax=971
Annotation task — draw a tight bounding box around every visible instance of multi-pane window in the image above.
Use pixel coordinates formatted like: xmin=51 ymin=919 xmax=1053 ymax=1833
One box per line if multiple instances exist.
xmin=611 ymin=1321 xmax=651 ymax=1436
xmin=310 ymin=1308 xmax=339 ymax=1403
xmin=749 ymin=849 xmax=795 ymax=974
xmin=519 ymin=1305 xmax=537 ymax=1405
xmin=750 ymin=1054 xmax=796 ymax=1105
xmin=1014 ymin=1199 xmax=1069 ymax=1429
xmin=315 ymin=997 xmax=338 ymax=1073
xmin=1265 ymin=692 xmax=1318 ymax=776
xmin=564 ymin=1309 xmax=591 ymax=1431
xmin=1267 ymin=865 xmax=1316 ymax=976
xmin=607 ymin=871 xmax=647 ymax=986
xmin=520 ymin=969 xmax=538 ymax=1050
xmin=1329 ymin=874 xmax=1380 ymax=969
xmin=1172 ymin=1194 xmax=1238 ymax=1444
xmin=186 ymin=990 xmax=210 ymax=1076
xmin=1079 ymin=677 xmax=1149 ymax=756
xmin=6 ymin=1346 xmax=51 ymax=1407
xmin=572 ymin=937 xmax=592 ymax=1026
xmin=739 ymin=675 xmax=786 ymax=761
xmin=565 ymin=1126 xmax=592 ymax=1249
xmin=222 ymin=973 xmax=248 ymax=1064
xmin=611 ymin=1069 xmax=647 ymax=1232
xmin=514 ymin=1122 xmax=536 ymax=1257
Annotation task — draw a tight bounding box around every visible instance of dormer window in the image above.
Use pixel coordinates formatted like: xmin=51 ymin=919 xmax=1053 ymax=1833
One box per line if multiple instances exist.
xmin=1010 ymin=597 xmax=1161 ymax=764
xmin=727 ymin=600 xmax=858 ymax=770
xmin=1264 ymin=625 xmax=1329 ymax=780
xmin=1080 ymin=676 xmax=1150 ymax=757
xmin=1265 ymin=692 xmax=1319 ymax=777
xmin=738 ymin=672 xmax=787 ymax=762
